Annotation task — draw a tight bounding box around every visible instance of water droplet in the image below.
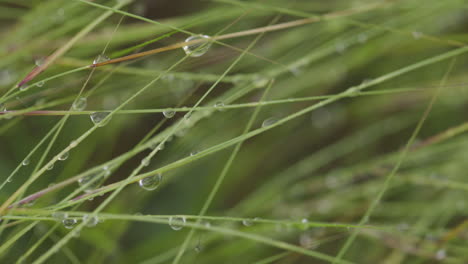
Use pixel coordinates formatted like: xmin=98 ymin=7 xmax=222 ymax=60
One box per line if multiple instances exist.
xmin=62 ymin=217 xmax=77 ymax=229
xmin=93 ymin=54 xmax=110 ymax=64
xmin=262 ymin=117 xmax=277 ymax=127
xmin=357 ymin=33 xmax=368 ymax=43
xmin=169 ymin=216 xmax=186 ymax=230
xmin=412 ymin=31 xmax=423 ymax=39
xmin=253 ymin=77 xmax=269 ymax=88
xmin=82 ymin=214 xmax=99 ymax=227
xmin=24 ymin=199 xmax=36 ymax=207
xmin=7 ymin=177 xmax=12 ymax=183
xmin=0 ymin=103 xmax=6 ymax=112
xmin=242 ymin=219 xmax=253 ymax=226
xmin=19 ymin=85 xmax=28 ymax=92
xmin=194 ymin=244 xmax=202 ymax=253
xmin=22 ymin=158 xmax=30 ymax=166
xmin=69 ymin=140 xmax=78 ymax=148
xmin=78 ymin=173 xmax=101 ymax=193
xmin=183 ymin=35 xmax=212 ymax=57
xmin=58 ymin=151 xmax=69 ymax=161
xmin=163 ymin=110 xmax=175 ymax=118
xmin=141 ymin=157 xmax=150 ymax=167
xmin=36 ymin=81 xmax=45 ymax=87
xmin=103 ymin=166 xmax=111 ymax=176
xmin=35 ymin=57 xmax=45 ymax=67
xmin=201 ymin=220 xmax=211 ymax=228
xmin=72 ymin=97 xmax=87 ymax=111
xmin=139 ymin=173 xmax=162 ymax=191
xmin=299 ymin=233 xmax=314 ymax=248
xmin=214 ymin=102 xmax=224 ymax=108
xmin=52 ymin=212 xmax=68 ymax=220
xmin=47 ymin=163 xmax=54 ymax=170
xmin=190 ymin=150 xmax=199 ymax=156
xmin=335 ymin=42 xmax=347 ymax=54
xmin=90 ymin=112 xmax=111 ymax=127
xmin=300 ymin=218 xmax=309 ymax=230
xmin=436 ymin=249 xmax=446 ymax=260
xmin=183 ymin=113 xmax=191 ymax=120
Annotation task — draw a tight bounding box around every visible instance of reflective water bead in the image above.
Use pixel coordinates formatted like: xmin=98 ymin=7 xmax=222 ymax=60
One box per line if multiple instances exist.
xmin=436 ymin=249 xmax=446 ymax=260
xmin=47 ymin=163 xmax=54 ymax=170
xmin=90 ymin=112 xmax=111 ymax=127
xmin=214 ymin=102 xmax=224 ymax=108
xmin=52 ymin=212 xmax=68 ymax=220
xmin=253 ymin=77 xmax=269 ymax=88
xmin=300 ymin=218 xmax=309 ymax=230
xmin=93 ymin=54 xmax=110 ymax=64
xmin=242 ymin=219 xmax=253 ymax=227
xmin=72 ymin=97 xmax=87 ymax=111
xmin=169 ymin=216 xmax=186 ymax=231
xmin=36 ymin=81 xmax=45 ymax=87
xmin=58 ymin=151 xmax=69 ymax=161
xmin=141 ymin=157 xmax=150 ymax=167
xmin=163 ymin=110 xmax=175 ymax=118
xmin=22 ymin=158 xmax=30 ymax=166
xmin=139 ymin=173 xmax=162 ymax=191
xmin=19 ymin=85 xmax=28 ymax=91
xmin=0 ymin=103 xmax=5 ymax=112
xmin=78 ymin=173 xmax=101 ymax=193
xmin=262 ymin=117 xmax=277 ymax=127
xmin=183 ymin=35 xmax=212 ymax=57
xmin=83 ymin=214 xmax=99 ymax=227
xmin=62 ymin=217 xmax=77 ymax=229
xmin=35 ymin=57 xmax=45 ymax=66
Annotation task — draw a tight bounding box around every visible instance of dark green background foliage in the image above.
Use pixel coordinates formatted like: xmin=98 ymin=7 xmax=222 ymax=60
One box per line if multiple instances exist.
xmin=0 ymin=0 xmax=467 ymax=263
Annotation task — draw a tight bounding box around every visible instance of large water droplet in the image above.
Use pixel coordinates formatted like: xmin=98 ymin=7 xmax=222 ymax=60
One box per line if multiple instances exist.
xmin=90 ymin=112 xmax=111 ymax=127
xmin=22 ymin=158 xmax=30 ymax=166
xmin=58 ymin=151 xmax=69 ymax=161
xmin=262 ymin=117 xmax=277 ymax=127
xmin=62 ymin=217 xmax=77 ymax=229
xmin=139 ymin=173 xmax=162 ymax=191
xmin=163 ymin=110 xmax=175 ymax=118
xmin=183 ymin=35 xmax=212 ymax=57
xmin=214 ymin=102 xmax=224 ymax=108
xmin=47 ymin=163 xmax=54 ymax=170
xmin=19 ymin=85 xmax=28 ymax=92
xmin=72 ymin=97 xmax=87 ymax=111
xmin=169 ymin=216 xmax=186 ymax=230
xmin=93 ymin=54 xmax=110 ymax=64
xmin=82 ymin=214 xmax=99 ymax=227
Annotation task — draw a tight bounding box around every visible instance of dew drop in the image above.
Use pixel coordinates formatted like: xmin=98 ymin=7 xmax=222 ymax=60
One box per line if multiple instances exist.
xmin=169 ymin=216 xmax=186 ymax=230
xmin=357 ymin=33 xmax=368 ymax=43
xmin=7 ymin=177 xmax=12 ymax=183
xmin=90 ymin=112 xmax=111 ymax=127
xmin=183 ymin=35 xmax=212 ymax=57
xmin=163 ymin=110 xmax=175 ymax=118
xmin=36 ymin=81 xmax=45 ymax=87
xmin=141 ymin=157 xmax=150 ymax=167
xmin=242 ymin=219 xmax=253 ymax=227
xmin=19 ymin=85 xmax=28 ymax=92
xmin=0 ymin=103 xmax=6 ymax=112
xmin=190 ymin=150 xmax=199 ymax=156
xmin=69 ymin=140 xmax=78 ymax=148
xmin=299 ymin=233 xmax=314 ymax=248
xmin=58 ymin=151 xmax=69 ymax=161
xmin=214 ymin=102 xmax=224 ymax=108
xmin=62 ymin=217 xmax=77 ymax=229
xmin=93 ymin=54 xmax=110 ymax=64
xmin=436 ymin=249 xmax=446 ymax=260
xmin=139 ymin=173 xmax=162 ymax=191
xmin=47 ymin=163 xmax=54 ymax=170
xmin=52 ymin=212 xmax=68 ymax=221
xmin=262 ymin=117 xmax=277 ymax=127
xmin=78 ymin=173 xmax=101 ymax=193
xmin=412 ymin=31 xmax=423 ymax=39
xmin=300 ymin=218 xmax=309 ymax=230
xmin=82 ymin=214 xmax=99 ymax=227
xmin=72 ymin=97 xmax=87 ymax=111
xmin=22 ymin=158 xmax=30 ymax=166
xmin=253 ymin=77 xmax=269 ymax=88
xmin=35 ymin=57 xmax=45 ymax=67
